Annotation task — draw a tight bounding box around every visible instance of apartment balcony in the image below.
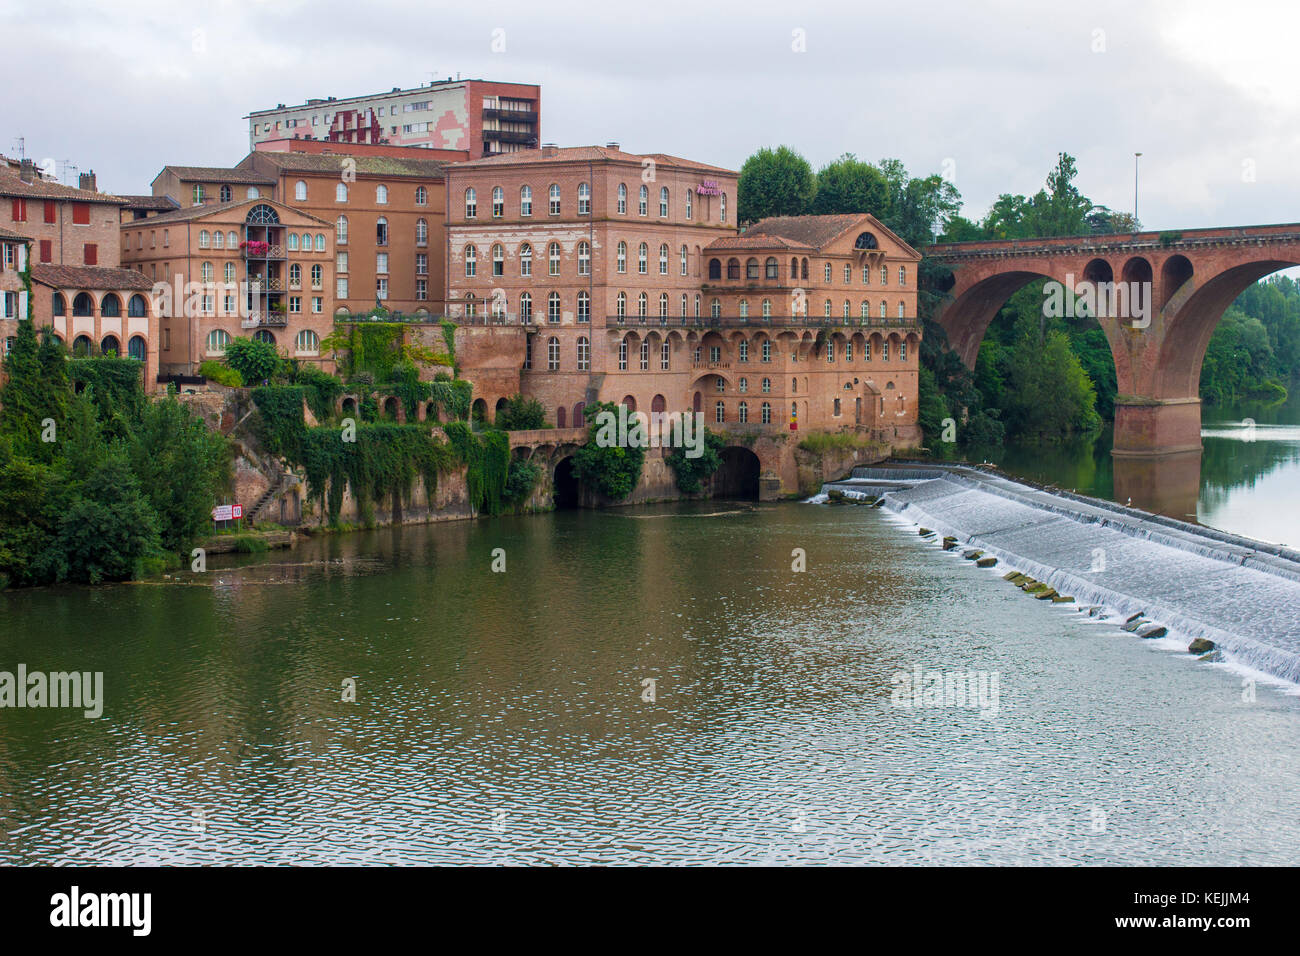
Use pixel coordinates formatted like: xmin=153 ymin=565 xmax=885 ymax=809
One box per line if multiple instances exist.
xmin=248 ymin=277 xmax=285 ymax=293
xmin=482 ymin=128 xmax=538 ymax=146
xmin=482 ymin=107 xmax=536 ymax=122
xmin=242 ymin=243 xmax=285 ymax=260
xmin=240 ymin=311 xmax=289 ymax=329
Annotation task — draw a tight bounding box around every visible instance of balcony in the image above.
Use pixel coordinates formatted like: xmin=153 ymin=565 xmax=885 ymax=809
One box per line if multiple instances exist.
xmin=482 ymin=107 xmax=536 ymax=122
xmin=240 ymin=311 xmax=289 ymax=329
xmin=248 ymin=277 xmax=285 ymax=293
xmin=605 ymin=315 xmax=919 ymax=330
xmin=242 ymin=243 xmax=285 ymax=260
xmin=482 ymin=128 xmax=538 ymax=146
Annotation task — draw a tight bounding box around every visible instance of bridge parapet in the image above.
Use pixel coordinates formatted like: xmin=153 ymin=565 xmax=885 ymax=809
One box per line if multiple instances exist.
xmin=926 ymin=223 xmax=1300 ymax=260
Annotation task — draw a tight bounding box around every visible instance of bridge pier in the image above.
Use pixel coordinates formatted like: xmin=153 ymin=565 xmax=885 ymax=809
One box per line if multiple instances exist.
xmin=1112 ymin=397 xmax=1203 ymax=458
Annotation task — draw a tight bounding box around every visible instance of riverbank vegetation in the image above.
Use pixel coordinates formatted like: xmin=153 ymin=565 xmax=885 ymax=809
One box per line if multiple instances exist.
xmin=0 ymin=320 xmax=232 ymax=588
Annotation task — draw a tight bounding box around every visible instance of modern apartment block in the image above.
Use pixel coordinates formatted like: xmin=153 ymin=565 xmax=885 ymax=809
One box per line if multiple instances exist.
xmin=245 ymin=78 xmax=541 ymax=158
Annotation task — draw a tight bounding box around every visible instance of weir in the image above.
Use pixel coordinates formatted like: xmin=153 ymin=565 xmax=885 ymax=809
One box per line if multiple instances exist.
xmin=815 ymin=464 xmax=1300 ymax=684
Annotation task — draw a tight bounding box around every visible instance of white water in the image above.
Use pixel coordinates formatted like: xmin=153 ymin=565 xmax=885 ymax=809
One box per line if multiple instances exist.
xmin=815 ymin=467 xmax=1300 ymax=685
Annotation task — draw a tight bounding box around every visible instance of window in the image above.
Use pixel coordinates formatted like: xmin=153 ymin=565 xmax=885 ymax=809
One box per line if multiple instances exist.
xmin=617 ymin=241 xmax=627 ymax=273
xmin=659 ymin=187 xmax=668 ymax=217
xmin=882 ymin=339 xmax=889 ymax=361
xmin=547 ymin=337 xmax=560 ymax=371
xmin=548 ymin=292 xmax=561 ymax=323
xmin=863 ymin=266 xmax=871 ymax=284
xmin=640 ymin=341 xmax=649 ymax=370
xmin=638 ymin=292 xmax=648 ymax=318
xmin=738 ymin=401 xmax=749 ymax=423
xmin=881 ymin=266 xmax=888 ymax=284
xmin=899 ymin=267 xmax=906 ymax=286
xmin=548 ymin=242 xmax=560 ymax=276
xmin=638 ymin=184 xmax=648 ymax=216
xmin=415 ymin=256 xmax=426 ymax=277
xmin=844 ymin=300 xmax=851 ymax=318
xmin=845 ymin=340 xmax=853 ymax=361
xmin=711 ymin=298 xmax=721 ymax=318
xmin=205 ymin=329 xmax=230 ymax=354
xmin=201 ymin=261 xmax=214 ymax=282
xmin=523 ymin=334 xmax=531 ymax=369
xmin=739 ymin=376 xmax=749 ymax=393
xmin=765 ymin=257 xmax=778 ymax=280
xmin=695 ymin=294 xmax=701 ymax=317
xmin=465 ymin=188 xmax=477 ymax=218
xmin=464 ymin=244 xmax=477 ymax=276
xmin=727 ymin=258 xmax=740 ymax=280
xmin=899 ymin=302 xmax=906 ymax=319
xmin=680 ymin=245 xmax=689 ymax=276
xmin=492 ymin=243 xmax=504 ymax=276
xmin=225 ymin=262 xmax=236 ymax=283
xmin=578 ymin=182 xmax=591 ymax=215
xmin=376 ymin=184 xmax=388 ymax=204
xmin=862 ymin=300 xmax=870 ymax=318
xmin=618 ymin=340 xmax=628 ymax=369
xmin=520 ymin=185 xmax=532 ymax=217
xmin=900 ymin=340 xmax=908 ymax=361
xmin=337 ymin=277 xmax=349 ymax=298
xmin=492 ymin=186 xmax=504 ymax=217
xmin=617 ymin=292 xmax=627 ymax=319
xmin=246 ymin=188 xmax=259 ymax=200
xmin=578 ymin=291 xmax=590 ymax=323
xmin=220 ymin=185 xmax=232 ymax=202
xmin=416 ymin=218 xmax=428 ymax=246
xmin=199 ymin=230 xmax=211 ymax=249
xmin=415 ymin=186 xmax=427 ymax=206
xmin=549 ymin=184 xmax=561 ymax=215
xmin=824 ymin=299 xmax=832 ymax=317
xmin=289 ymin=296 xmax=302 ymax=314
xmin=376 ymin=253 xmax=388 ymax=273
xmin=376 ymin=218 xmax=388 ymax=246
xmin=295 ymin=330 xmax=320 ymax=354
xmin=617 ymin=184 xmax=627 ymax=214
xmin=881 ymin=301 xmax=887 ymax=318
xmin=659 ymin=293 xmax=669 ymax=319
xmin=659 ymin=244 xmax=669 ymax=275
xmin=661 ymin=341 xmax=670 ymax=370
xmin=377 ymin=277 xmax=388 ymax=300
xmin=864 ymin=338 xmax=872 ymax=361
xmin=416 ymin=280 xmax=427 ymax=301
xmin=711 ymin=347 xmax=722 ymax=364
xmin=519 ymin=292 xmax=533 ymax=323
xmin=761 ymin=402 xmax=771 ymax=424
xmin=739 ymin=341 xmax=749 ymax=363
xmin=715 ymin=401 xmax=725 ymax=424
xmin=638 ymin=243 xmax=648 ymax=274
xmin=833 ymin=398 xmax=842 ymax=417
xmin=577 ymin=336 xmax=590 ymax=370
xmin=762 ymin=341 xmax=771 ymax=363
xmin=762 ymin=299 xmax=772 ymax=318
xmin=288 ymin=233 xmax=300 ymax=252
xmin=745 ymin=258 xmax=759 ymax=279
xmin=720 ymin=193 xmax=727 ymax=223
xmin=680 ymin=294 xmax=688 ymax=317
xmin=295 ymin=180 xmax=307 ymax=201
xmin=739 ymin=299 xmax=749 ymax=319
xmin=191 ymin=186 xmax=204 ymax=206
xmin=577 ymin=241 xmax=590 ymax=275
xmin=289 ymin=263 xmax=302 ymax=288
xmin=824 ymin=263 xmax=832 ymax=282
xmin=686 ymin=189 xmax=693 ymax=219
xmin=844 ymin=264 xmax=852 ymax=283
xmin=520 ymin=243 xmax=532 ymax=277
xmin=213 ymin=231 xmax=225 ymax=249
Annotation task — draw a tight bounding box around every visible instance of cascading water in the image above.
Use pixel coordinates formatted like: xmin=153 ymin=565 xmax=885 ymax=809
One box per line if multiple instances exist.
xmin=813 ymin=465 xmax=1300 ymax=685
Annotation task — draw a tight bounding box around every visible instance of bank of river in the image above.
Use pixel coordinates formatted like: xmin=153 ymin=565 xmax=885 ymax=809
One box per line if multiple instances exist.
xmin=3 ymin=499 xmax=1300 ymax=864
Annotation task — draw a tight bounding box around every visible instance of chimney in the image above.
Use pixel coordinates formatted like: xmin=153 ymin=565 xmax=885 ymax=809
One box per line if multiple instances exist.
xmin=541 ymin=143 xmax=558 ymax=157
xmin=605 ymin=142 xmax=620 ymax=151
xmin=78 ymin=170 xmax=97 ymax=192
xmin=19 ymin=159 xmax=35 ymax=183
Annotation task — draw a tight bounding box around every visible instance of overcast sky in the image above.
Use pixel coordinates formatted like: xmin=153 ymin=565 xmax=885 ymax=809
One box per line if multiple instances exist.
xmin=4 ymin=0 xmax=1299 ymax=233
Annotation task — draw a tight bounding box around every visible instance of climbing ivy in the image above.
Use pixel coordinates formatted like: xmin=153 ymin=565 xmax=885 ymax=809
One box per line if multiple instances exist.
xmin=69 ymin=357 xmax=146 ymax=442
xmin=251 ymin=386 xmax=309 ymax=460
xmin=444 ymin=421 xmax=509 ymax=516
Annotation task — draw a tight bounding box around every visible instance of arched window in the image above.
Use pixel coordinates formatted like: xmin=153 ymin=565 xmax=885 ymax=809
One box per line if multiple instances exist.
xmin=519 ymin=292 xmax=532 ymax=322
xmin=686 ymin=189 xmax=693 ymax=220
xmin=128 ymin=335 xmax=147 ymax=360
xmin=659 ymin=292 xmax=669 ymax=318
xmin=416 ymin=218 xmax=428 ymax=245
xmin=880 ymin=301 xmax=887 ymax=318
xmin=548 ymin=292 xmax=561 ymax=323
xmin=464 ymin=244 xmax=477 ymax=276
xmin=375 ymin=184 xmax=388 ymax=205
xmin=415 ymin=186 xmax=427 ymax=206
xmin=376 ymin=218 xmax=388 ymax=246
xmin=336 ymin=183 xmax=348 ymax=202
xmin=638 ymin=292 xmax=648 ymax=317
xmin=720 ymin=192 xmax=727 ymax=223
xmin=577 ymin=336 xmax=590 ymax=370
xmin=715 ymin=401 xmax=725 ymax=424
xmin=761 ymin=377 xmax=771 ymax=393
xmin=637 ymin=242 xmax=648 ymax=274
xmin=680 ymin=245 xmax=689 ymax=276
xmin=220 ymin=185 xmax=232 ymax=202
xmin=738 ymin=401 xmax=748 ymax=423
xmin=465 ymin=188 xmax=477 ymax=218
xmin=578 ymin=182 xmax=591 ymax=215
xmin=491 ymin=243 xmax=504 ymax=276
xmin=519 ymin=243 xmax=532 ymax=277
xmin=638 ymin=184 xmax=648 ymax=216
xmin=761 ymin=402 xmax=771 ymax=424
xmin=199 ymin=230 xmax=210 ymax=249
xmin=708 ymin=258 xmax=722 ymax=280
xmin=617 ymin=241 xmax=627 ymax=274
xmin=861 ymin=300 xmax=870 ymax=318
xmin=727 ymin=258 xmax=740 ymax=280
xmin=898 ymin=302 xmax=906 ymax=319
xmin=491 ymin=186 xmax=504 ymax=217
xmin=618 ymin=340 xmax=628 ymax=369
xmin=577 ymin=241 xmax=590 ymax=276
xmin=312 ymin=264 xmax=323 ymax=288
xmin=253 ymin=329 xmax=275 ymax=345
xmin=738 ymin=376 xmax=749 ymax=393
xmin=765 ymin=257 xmax=778 ymax=279
xmin=762 ymin=298 xmax=772 ymax=317
xmin=288 ymin=233 xmax=300 ymax=252
xmin=617 ymin=292 xmax=627 ymax=319
xmin=640 ymin=341 xmax=650 ymax=370
xmin=520 ymin=185 xmax=532 ymax=216
xmin=659 ymin=186 xmax=669 ymax=217
xmin=213 ymin=231 xmax=224 ymax=249
xmin=680 ymin=293 xmax=688 ymax=317
xmin=659 ymin=244 xmax=669 ymax=275
xmin=100 ymin=294 xmax=121 ymax=317
xmin=336 ymin=216 xmax=348 ymax=244
xmin=128 ymin=295 xmax=147 ymax=317
xmin=201 ymin=261 xmax=214 ymax=282
xmin=73 ymin=335 xmax=93 ymax=356
xmin=246 ymin=187 xmax=259 ymax=199
xmin=290 ymin=264 xmax=302 ymax=287
xmin=548 ymin=184 xmax=561 ymax=215
xmin=577 ymin=291 xmax=590 ymax=323
xmin=617 ymin=183 xmax=627 ymax=214
xmin=548 ymin=242 xmax=560 ymax=276
xmin=824 ymin=299 xmax=832 ymax=317
xmin=695 ymin=294 xmax=701 ymax=317
xmin=844 ymin=299 xmax=851 ymax=318
xmin=206 ymin=329 xmax=230 ymax=354
xmin=661 ymin=341 xmax=670 ymax=370
xmin=739 ymin=299 xmax=749 ymax=318
xmin=547 ymin=336 xmax=560 ymax=370
xmin=294 ymin=180 xmax=307 ymax=201
xmin=746 ymin=258 xmax=759 ymax=279
xmin=295 ymin=329 xmax=320 ymax=354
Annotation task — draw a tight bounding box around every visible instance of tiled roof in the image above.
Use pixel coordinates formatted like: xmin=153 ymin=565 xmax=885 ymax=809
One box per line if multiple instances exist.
xmin=451 ymin=145 xmax=735 ymax=175
xmin=0 ymin=167 xmax=126 ymax=204
xmin=704 ymin=234 xmax=808 ymax=251
xmin=160 ymin=165 xmax=278 ymax=185
xmin=129 ymin=197 xmax=330 ymax=227
xmin=249 ymin=152 xmax=449 ymax=178
xmin=0 ymin=227 xmax=32 ymax=242
xmin=119 ymin=194 xmax=181 ymax=212
xmin=742 ymin=215 xmax=866 ymax=249
xmin=31 ymin=264 xmax=153 ymax=291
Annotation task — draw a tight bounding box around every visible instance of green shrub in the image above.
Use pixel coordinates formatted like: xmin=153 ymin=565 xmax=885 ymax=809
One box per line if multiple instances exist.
xmin=199 ymin=360 xmax=242 ymax=387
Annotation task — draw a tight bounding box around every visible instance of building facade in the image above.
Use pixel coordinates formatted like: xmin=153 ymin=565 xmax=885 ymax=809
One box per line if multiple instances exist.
xmin=120 ymin=197 xmax=335 ymax=376
xmin=246 ymin=79 xmax=540 ymax=158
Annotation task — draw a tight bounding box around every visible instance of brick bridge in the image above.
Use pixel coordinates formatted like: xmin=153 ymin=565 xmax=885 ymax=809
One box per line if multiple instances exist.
xmin=926 ymin=223 xmax=1300 ymax=457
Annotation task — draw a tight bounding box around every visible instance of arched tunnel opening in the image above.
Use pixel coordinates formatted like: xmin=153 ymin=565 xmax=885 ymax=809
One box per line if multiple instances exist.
xmin=553 ymin=456 xmax=581 ymax=509
xmin=712 ymin=447 xmax=761 ymax=500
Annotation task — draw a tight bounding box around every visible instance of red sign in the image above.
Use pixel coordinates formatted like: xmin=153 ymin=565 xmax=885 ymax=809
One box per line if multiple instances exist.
xmin=212 ymin=504 xmax=244 ymax=521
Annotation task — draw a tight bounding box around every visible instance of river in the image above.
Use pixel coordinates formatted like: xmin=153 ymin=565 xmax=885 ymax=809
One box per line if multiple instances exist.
xmin=3 ymin=489 xmax=1300 ymax=864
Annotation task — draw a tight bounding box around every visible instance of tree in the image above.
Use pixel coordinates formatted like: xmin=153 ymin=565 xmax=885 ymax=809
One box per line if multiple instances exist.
xmin=811 ymin=154 xmax=888 ymax=216
xmin=223 ymin=337 xmax=281 ymax=385
xmin=571 ymin=402 xmax=645 ymax=500
xmin=0 ymin=322 xmax=68 ymax=462
xmin=665 ymin=429 xmax=725 ymax=494
xmin=494 ymin=394 xmax=550 ymax=431
xmin=737 ymin=146 xmax=815 ymax=224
